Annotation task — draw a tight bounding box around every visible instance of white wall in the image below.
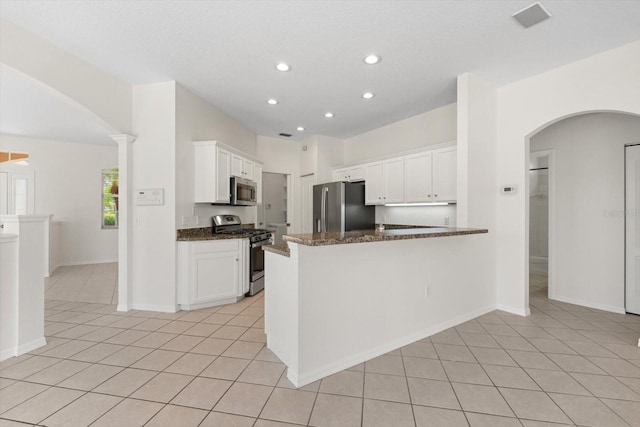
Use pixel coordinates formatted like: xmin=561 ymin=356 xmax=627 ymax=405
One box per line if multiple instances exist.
xmin=530 ymin=113 xmax=640 ymax=312
xmin=376 ymin=205 xmax=456 ymax=226
xmin=0 ymin=19 xmax=131 ymax=134
xmin=0 ymin=134 xmax=118 ymax=267
xmin=175 ymin=84 xmax=258 ymax=229
xmin=495 ymin=40 xmax=640 ymax=314
xmin=344 ymin=103 xmax=456 ymax=164
xmin=131 ymin=82 xmax=177 ymax=311
xmin=315 ymin=135 xmax=344 ymax=184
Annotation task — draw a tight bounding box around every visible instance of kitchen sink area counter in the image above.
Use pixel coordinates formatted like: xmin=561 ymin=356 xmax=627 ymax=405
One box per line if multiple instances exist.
xmin=283 ymin=226 xmax=487 ymax=246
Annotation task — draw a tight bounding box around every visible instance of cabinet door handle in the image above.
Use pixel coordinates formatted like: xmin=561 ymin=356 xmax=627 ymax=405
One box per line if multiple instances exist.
xmin=434 ymin=194 xmax=438 ymax=197
xmin=235 ymin=258 xmax=239 ymax=262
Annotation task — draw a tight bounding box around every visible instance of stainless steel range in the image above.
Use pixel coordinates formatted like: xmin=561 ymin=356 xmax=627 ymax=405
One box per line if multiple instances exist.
xmin=212 ymin=215 xmax=272 ymax=296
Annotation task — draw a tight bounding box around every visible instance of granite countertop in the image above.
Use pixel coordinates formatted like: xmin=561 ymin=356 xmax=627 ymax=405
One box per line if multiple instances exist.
xmin=176 ymin=226 xmax=254 ymax=241
xmin=283 ymin=226 xmax=488 ymax=246
xmin=263 ymin=243 xmax=291 ymax=257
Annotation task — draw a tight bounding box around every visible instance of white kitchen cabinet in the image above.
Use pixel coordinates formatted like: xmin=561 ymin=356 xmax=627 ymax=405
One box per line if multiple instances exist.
xmin=404 ymin=147 xmax=456 ymax=203
xmin=433 ymin=147 xmax=457 ymax=202
xmin=231 ymin=154 xmax=254 ymax=180
xmin=193 ymin=141 xmax=263 ymax=204
xmin=193 ymin=141 xmax=231 ymax=204
xmin=177 ymin=239 xmax=249 ymax=310
xmin=253 ymin=163 xmax=263 ymax=204
xmin=333 ymin=165 xmax=364 ymax=182
xmin=404 ymin=151 xmax=434 ymax=203
xmin=364 ymin=158 xmax=404 ymax=205
xmin=243 ymin=159 xmax=254 ymax=180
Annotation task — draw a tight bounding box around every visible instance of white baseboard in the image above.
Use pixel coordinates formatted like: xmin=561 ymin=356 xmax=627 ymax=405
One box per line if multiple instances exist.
xmin=17 ymin=337 xmax=47 ymax=356
xmin=131 ymin=303 xmax=179 ymax=314
xmin=550 ymin=294 xmax=626 ymax=314
xmin=287 ymin=304 xmax=497 ymax=388
xmin=497 ymin=303 xmax=531 ymax=317
xmin=57 ymin=259 xmax=118 ymax=268
xmin=179 ymin=296 xmax=241 ymax=311
xmin=0 ymin=348 xmax=16 ymax=362
xmin=117 ymin=304 xmax=132 ymax=313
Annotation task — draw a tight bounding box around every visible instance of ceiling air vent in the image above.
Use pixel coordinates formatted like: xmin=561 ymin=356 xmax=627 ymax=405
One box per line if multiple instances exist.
xmin=512 ymin=2 xmax=551 ymax=28
xmin=279 ymin=133 xmax=292 ymax=138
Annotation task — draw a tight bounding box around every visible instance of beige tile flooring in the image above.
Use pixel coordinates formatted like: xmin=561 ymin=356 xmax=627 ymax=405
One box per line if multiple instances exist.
xmin=2 ymin=271 xmax=640 ymax=426
xmin=45 ymin=263 xmax=118 ymax=305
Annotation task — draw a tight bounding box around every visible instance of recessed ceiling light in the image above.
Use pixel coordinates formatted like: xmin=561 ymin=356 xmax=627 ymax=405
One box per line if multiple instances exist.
xmin=267 ymin=98 xmax=278 ymax=105
xmin=324 ymin=112 xmax=334 ymax=118
xmin=362 ymin=92 xmax=375 ymax=99
xmin=276 ymin=63 xmax=290 ymax=72
xmin=297 ymin=126 xmax=305 ymax=131
xmin=364 ymin=54 xmax=381 ymax=65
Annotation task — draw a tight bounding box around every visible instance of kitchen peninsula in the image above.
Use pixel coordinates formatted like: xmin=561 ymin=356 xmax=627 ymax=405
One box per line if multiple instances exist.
xmin=264 ymin=226 xmax=492 ymax=387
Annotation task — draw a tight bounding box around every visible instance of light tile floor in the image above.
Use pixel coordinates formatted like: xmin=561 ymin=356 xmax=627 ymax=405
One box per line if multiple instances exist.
xmin=1 ymin=270 xmax=640 ymax=426
xmin=45 ymin=264 xmax=118 ymax=305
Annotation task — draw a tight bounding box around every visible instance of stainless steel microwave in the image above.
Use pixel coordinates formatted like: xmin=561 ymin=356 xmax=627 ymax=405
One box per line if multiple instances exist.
xmin=230 ymin=177 xmax=257 ymax=206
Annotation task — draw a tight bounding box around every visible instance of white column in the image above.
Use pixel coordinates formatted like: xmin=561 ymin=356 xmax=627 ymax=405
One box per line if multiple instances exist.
xmin=110 ymin=134 xmax=135 ymax=312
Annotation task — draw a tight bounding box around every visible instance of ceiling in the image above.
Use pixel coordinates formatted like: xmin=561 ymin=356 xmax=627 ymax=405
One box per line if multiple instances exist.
xmin=0 ymin=66 xmax=117 ymax=146
xmin=1 ymin=0 xmax=639 ymax=142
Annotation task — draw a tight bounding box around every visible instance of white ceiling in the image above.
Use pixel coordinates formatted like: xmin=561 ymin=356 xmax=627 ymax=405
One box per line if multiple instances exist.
xmin=1 ymin=0 xmax=639 ymax=141
xmin=0 ymin=66 xmax=117 ymax=145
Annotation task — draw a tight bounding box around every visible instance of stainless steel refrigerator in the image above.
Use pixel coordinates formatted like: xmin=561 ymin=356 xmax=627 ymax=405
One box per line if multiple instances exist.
xmin=313 ymin=181 xmax=375 ymax=233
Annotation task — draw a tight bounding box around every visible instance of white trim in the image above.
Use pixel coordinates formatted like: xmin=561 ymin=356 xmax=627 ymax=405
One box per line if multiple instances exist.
xmin=17 ymin=337 xmax=47 ymax=356
xmin=0 ymin=214 xmax=50 ymax=222
xmin=336 ymin=140 xmax=457 ymax=169
xmin=131 ymin=303 xmax=179 ymax=313
xmin=55 ymin=258 xmax=118 ymax=268
xmin=550 ymin=294 xmax=626 ymax=314
xmin=179 ymin=296 xmax=241 ymax=311
xmin=497 ymin=303 xmax=531 ymax=317
xmin=528 ymin=149 xmax=556 ymax=307
xmin=285 ymin=304 xmax=496 ymax=388
xmin=0 ymin=348 xmax=15 ymax=362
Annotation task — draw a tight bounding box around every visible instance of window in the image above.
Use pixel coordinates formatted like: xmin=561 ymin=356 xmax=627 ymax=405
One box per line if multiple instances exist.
xmin=0 ymin=152 xmax=29 ymax=165
xmin=102 ymin=168 xmax=119 ymax=229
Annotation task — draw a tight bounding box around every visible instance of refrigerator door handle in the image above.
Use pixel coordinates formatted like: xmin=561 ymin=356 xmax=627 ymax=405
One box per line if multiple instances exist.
xmin=322 ymin=186 xmax=329 ymax=232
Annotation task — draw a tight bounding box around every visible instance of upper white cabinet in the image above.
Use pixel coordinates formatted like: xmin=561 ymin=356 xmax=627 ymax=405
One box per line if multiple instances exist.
xmin=336 ymin=144 xmax=456 ymax=205
xmin=193 ymin=141 xmax=262 ymax=204
xmin=433 ymin=147 xmax=457 ymax=202
xmin=404 ymin=151 xmax=433 ymax=203
xmin=404 ymin=147 xmax=456 ymax=202
xmin=364 ymin=158 xmax=404 ymax=205
xmin=194 ymin=142 xmax=231 ymax=204
xmin=231 ymin=154 xmax=254 ymax=180
xmin=333 ymin=165 xmax=364 ymax=182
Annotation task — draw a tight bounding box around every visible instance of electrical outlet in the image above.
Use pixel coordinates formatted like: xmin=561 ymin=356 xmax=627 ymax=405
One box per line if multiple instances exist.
xmin=444 ymin=217 xmax=450 ymax=226
xmin=424 ymin=285 xmax=430 ymax=297
xmin=181 ymin=216 xmax=189 ymax=226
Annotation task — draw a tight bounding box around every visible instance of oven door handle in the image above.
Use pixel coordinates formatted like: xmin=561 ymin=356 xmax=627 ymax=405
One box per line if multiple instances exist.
xmin=251 ymin=239 xmax=273 ymax=248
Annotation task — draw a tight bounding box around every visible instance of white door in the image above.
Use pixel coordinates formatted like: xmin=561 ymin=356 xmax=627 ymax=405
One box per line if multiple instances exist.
xmin=300 ymin=174 xmax=314 ymax=234
xmin=405 ymin=152 xmax=433 ymax=203
xmin=383 ymin=158 xmax=405 ymax=203
xmin=433 ymin=147 xmax=457 ymax=202
xmin=625 ymin=145 xmax=640 ymax=315
xmin=364 ymin=162 xmax=384 ymax=205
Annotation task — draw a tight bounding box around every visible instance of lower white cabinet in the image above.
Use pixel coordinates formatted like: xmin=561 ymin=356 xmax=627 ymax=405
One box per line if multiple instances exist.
xmin=177 ymin=239 xmax=249 ymax=310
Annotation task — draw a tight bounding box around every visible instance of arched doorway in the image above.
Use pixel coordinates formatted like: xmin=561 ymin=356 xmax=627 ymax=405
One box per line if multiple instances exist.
xmin=525 ymin=111 xmax=640 ymax=314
